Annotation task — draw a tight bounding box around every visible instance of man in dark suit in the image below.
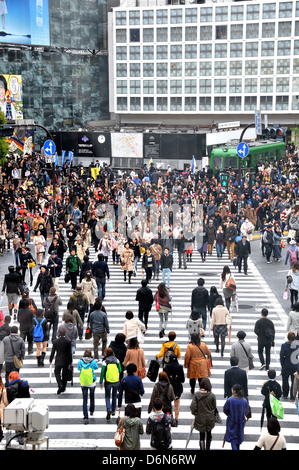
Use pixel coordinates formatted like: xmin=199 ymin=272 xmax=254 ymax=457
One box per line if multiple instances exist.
xmin=235 ymin=234 xmax=251 ymax=275
xmin=224 ymin=356 xmax=248 ymax=399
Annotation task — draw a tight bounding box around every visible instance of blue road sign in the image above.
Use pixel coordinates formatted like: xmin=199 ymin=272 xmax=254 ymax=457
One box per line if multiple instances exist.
xmin=44 ymin=140 xmax=56 ymax=156
xmin=237 ymin=142 xmax=249 ymax=158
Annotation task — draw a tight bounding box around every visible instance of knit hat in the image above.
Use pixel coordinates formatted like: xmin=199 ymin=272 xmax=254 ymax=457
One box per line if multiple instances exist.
xmin=8 ymin=371 xmax=20 ymax=382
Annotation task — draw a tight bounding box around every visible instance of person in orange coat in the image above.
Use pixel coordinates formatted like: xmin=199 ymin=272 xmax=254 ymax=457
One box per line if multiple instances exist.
xmin=184 ymin=333 xmax=212 ymax=394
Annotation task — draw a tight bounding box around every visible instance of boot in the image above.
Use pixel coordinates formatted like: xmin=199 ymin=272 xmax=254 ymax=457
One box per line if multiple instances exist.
xmin=41 ymin=351 xmax=46 ymax=366
xmin=124 ymin=271 xmax=127 ymax=282
xmin=37 ymin=356 xmax=42 ymax=367
xmin=128 ymin=272 xmax=132 ymax=284
xmin=206 ymin=436 xmax=212 ymax=450
xmin=199 ymin=440 xmax=205 ymax=450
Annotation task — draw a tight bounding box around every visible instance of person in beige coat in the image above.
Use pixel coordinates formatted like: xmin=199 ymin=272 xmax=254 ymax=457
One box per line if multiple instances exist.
xmin=210 ymin=298 xmax=232 ymax=356
xmin=123 ymin=310 xmax=146 ymax=343
xmin=121 ymin=242 xmax=134 ymax=283
xmin=82 ymin=271 xmax=97 ymax=310
xmin=184 ymin=333 xmax=212 ymax=394
xmin=123 ymin=337 xmax=146 ymax=378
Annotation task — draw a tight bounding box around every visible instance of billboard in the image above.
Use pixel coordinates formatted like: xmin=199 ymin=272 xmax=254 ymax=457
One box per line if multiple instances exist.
xmin=0 ymin=74 xmax=23 ymax=121
xmin=0 ymin=0 xmax=50 ymax=46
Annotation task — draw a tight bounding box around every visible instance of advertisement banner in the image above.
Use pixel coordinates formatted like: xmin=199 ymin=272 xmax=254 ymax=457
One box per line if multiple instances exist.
xmin=0 ymin=0 xmax=50 ymax=46
xmin=0 ymin=74 xmax=23 ymax=121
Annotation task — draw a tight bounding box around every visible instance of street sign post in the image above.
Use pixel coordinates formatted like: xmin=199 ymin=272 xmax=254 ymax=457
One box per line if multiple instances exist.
xmin=43 ymin=139 xmax=56 ymax=156
xmin=43 ymin=139 xmax=56 ymax=213
xmin=237 ymin=142 xmax=249 ymax=159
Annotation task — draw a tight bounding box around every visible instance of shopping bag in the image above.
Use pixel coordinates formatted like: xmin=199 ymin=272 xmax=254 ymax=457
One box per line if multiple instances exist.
xmin=270 ymin=394 xmax=284 ymax=419
xmin=283 ymin=290 xmax=289 ymax=300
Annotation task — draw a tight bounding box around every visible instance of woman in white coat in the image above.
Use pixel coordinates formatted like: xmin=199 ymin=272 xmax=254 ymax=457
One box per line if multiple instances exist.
xmin=240 ymin=218 xmax=255 ymax=241
xmin=82 ymin=271 xmax=98 ymax=311
xmin=220 ymin=265 xmax=236 ymax=311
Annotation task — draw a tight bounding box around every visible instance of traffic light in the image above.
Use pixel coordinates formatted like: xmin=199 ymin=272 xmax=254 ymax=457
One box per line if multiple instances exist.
xmin=220 ymin=172 xmax=229 ymax=188
xmin=0 ymin=125 xmax=14 ymax=137
xmin=263 ymin=126 xmax=287 ymax=141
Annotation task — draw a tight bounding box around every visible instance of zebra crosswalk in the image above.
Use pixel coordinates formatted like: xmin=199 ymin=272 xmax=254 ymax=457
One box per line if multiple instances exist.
xmin=3 ymin=245 xmax=299 ymax=450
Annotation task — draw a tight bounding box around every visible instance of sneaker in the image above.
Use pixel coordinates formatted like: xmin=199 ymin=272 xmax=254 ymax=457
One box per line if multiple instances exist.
xmin=259 ymin=364 xmax=266 ymax=370
xmin=106 ymin=410 xmax=112 ymax=420
xmin=84 ymin=418 xmax=89 ymax=425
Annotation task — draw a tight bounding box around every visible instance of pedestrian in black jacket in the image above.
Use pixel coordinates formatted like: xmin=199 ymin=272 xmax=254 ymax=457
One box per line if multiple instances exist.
xmin=191 ymin=278 xmax=210 ymax=330
xmin=135 ymin=279 xmax=153 ymax=329
xmin=254 ymin=308 xmax=275 ymax=371
xmin=49 ymin=325 xmax=72 ymax=395
xmin=33 ymin=265 xmax=53 ymax=304
xmin=280 ymin=332 xmax=299 ymax=400
xmin=235 ymin=235 xmax=251 ymax=275
xmin=17 ymin=298 xmax=35 ymax=355
xmin=163 ymin=353 xmax=185 ymax=426
xmin=2 ymin=266 xmax=21 ymax=319
xmin=224 ymin=356 xmax=248 ymax=399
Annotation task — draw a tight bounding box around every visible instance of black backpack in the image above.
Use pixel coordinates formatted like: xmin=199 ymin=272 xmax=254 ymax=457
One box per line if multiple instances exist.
xmin=151 ymin=414 xmax=171 ymax=450
xmin=44 ymin=297 xmax=58 ymax=322
xmin=75 ymin=293 xmax=86 ymax=313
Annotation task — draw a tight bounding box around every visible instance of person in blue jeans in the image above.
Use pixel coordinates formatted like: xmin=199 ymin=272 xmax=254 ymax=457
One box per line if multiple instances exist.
xmin=160 ymin=248 xmax=173 ymax=289
xmin=99 ymin=347 xmax=122 ymax=420
xmin=77 ymin=349 xmax=99 ymax=424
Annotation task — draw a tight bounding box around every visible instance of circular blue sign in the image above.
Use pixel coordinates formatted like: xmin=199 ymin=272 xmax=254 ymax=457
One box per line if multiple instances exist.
xmin=44 ymin=140 xmax=56 ymax=156
xmin=237 ymin=142 xmax=249 ymax=158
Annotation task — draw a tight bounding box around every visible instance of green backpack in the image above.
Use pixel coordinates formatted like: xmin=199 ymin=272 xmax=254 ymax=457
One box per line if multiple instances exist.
xmin=105 ymin=362 xmax=119 ymax=383
xmin=80 ymin=366 xmax=94 ymax=386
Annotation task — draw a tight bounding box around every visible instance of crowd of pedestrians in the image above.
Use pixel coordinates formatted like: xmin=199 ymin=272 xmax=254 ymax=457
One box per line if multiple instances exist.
xmin=0 ymin=145 xmax=298 ymax=450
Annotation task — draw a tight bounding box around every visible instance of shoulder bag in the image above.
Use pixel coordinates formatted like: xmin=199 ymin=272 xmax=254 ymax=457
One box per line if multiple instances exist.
xmin=239 ymin=342 xmax=254 ymax=370
xmin=115 ymin=417 xmax=125 ymax=448
xmin=197 ymin=344 xmax=212 ymax=369
xmin=10 ymin=337 xmax=23 ymax=369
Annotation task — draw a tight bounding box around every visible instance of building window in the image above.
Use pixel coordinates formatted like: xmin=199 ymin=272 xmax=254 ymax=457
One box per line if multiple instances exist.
xmin=279 ymin=2 xmax=293 ymax=18
xmin=247 ymin=4 xmax=259 ymax=20
xmin=214 ymin=79 xmax=226 ymax=94
xmin=245 ymin=42 xmax=258 ymax=57
xmin=117 ymin=97 xmax=127 ymax=111
xmin=198 ymin=61 xmax=211 ymax=76
xmin=129 ymin=11 xmax=140 ymax=25
xmin=230 ymin=42 xmax=243 ymax=58
xmin=130 ymin=29 xmax=140 ymax=42
xmin=157 ymin=80 xmax=168 ymax=94
xmin=185 ymin=8 xmax=197 ymax=24
xmin=295 ymin=21 xmax=299 ymax=37
xmin=171 ymin=27 xmax=182 ymax=42
xmin=244 ymin=96 xmax=257 ymax=110
xmin=143 ymin=28 xmax=154 ymax=42
xmin=199 ymin=96 xmax=211 ymax=111
xmin=143 ymin=10 xmax=154 ymax=25
xmin=170 ymin=97 xmax=182 ymax=111
xmin=170 ymin=62 xmax=182 ymax=77
xmin=296 ymin=1 xmax=299 ymax=17
xmin=156 ymin=45 xmax=168 ymax=60
xmin=200 ymin=43 xmax=212 ymax=59
xmin=246 ymin=23 xmax=259 ymax=39
xmin=230 ymin=24 xmax=243 ymax=40
xmin=185 ymin=79 xmax=197 ymax=94
xmin=199 ymin=79 xmax=211 ymax=94
xmin=277 ymin=58 xmax=290 ymax=74
xmin=215 ymin=25 xmax=227 ymax=40
xmin=293 ymin=58 xmax=299 ymax=74
xmin=245 ymin=60 xmax=258 ymax=75
xmin=143 ymin=80 xmax=154 ymax=94
xmin=170 ymin=9 xmax=182 ymax=24
xmin=170 ymin=79 xmax=182 ymax=94
xmin=156 ymin=27 xmax=168 ymax=42
xmin=116 ymin=29 xmax=126 ymax=43
xmin=200 ymin=7 xmax=213 ymax=23
xmin=245 ymin=78 xmax=257 ymax=93
xmin=231 ymin=5 xmax=243 ymax=22
xmin=214 ymin=96 xmax=226 ymax=111
xmin=185 ymin=26 xmax=197 ymax=42
xmin=294 ymin=40 xmax=299 ymax=55
xmin=276 ymin=77 xmax=289 ymax=92
xmin=116 ymin=80 xmax=127 ymax=94
xmin=262 ymin=22 xmax=275 ymax=38
xmin=115 ymin=11 xmax=126 ymax=26
xmin=143 ymin=45 xmax=154 ymax=60
xmin=263 ymin=3 xmax=276 ymax=19
xmin=214 ymin=61 xmax=227 ymax=76
xmin=130 ymin=97 xmax=141 ymax=111
xmin=185 ymin=44 xmax=197 ymax=59
xmin=156 ymin=62 xmax=168 ymax=77
xmin=130 ymin=80 xmax=140 ymax=94
xmin=143 ymin=97 xmax=154 ymax=111
xmin=215 ymin=43 xmax=227 ymax=58
xmin=229 ymin=78 xmax=242 ymax=93
xmin=185 ymin=97 xmax=197 ymax=111
xmin=170 ymin=44 xmax=182 ymax=60
xmin=229 ymin=96 xmax=242 ymax=111
xmin=130 ymin=63 xmax=140 ymax=77
xmin=278 ymin=21 xmax=292 ymax=37
xmin=157 ymin=97 xmax=167 ymax=111
xmin=260 ymin=77 xmax=273 ymax=93
xmin=261 ymin=41 xmax=275 ymax=56
xmin=116 ymin=46 xmax=127 ymax=61
xmin=260 ymin=96 xmax=273 ymax=110
xmin=129 ymin=46 xmax=140 ymax=60
xmin=156 ymin=9 xmax=168 ymax=24
xmin=260 ymin=59 xmax=274 ymax=75
xmin=276 ymin=95 xmax=289 ymax=109
xmin=277 ymin=40 xmax=291 ymax=56
xmin=200 ymin=25 xmax=212 ymax=41
xmin=215 ymin=6 xmax=228 ymax=22
xmin=116 ymin=63 xmax=127 ymax=77
xmin=143 ymin=62 xmax=154 ymax=77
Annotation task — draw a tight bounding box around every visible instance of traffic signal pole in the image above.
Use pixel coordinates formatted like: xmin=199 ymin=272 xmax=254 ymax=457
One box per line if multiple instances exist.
xmin=238 ymin=122 xmax=255 ymax=191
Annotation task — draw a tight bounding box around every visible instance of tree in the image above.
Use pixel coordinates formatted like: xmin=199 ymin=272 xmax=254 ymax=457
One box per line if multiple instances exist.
xmin=0 ymin=110 xmax=10 ymax=165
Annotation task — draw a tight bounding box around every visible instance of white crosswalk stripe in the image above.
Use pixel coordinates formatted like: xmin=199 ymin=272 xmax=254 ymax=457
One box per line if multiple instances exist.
xmin=6 ymin=246 xmax=299 ymax=450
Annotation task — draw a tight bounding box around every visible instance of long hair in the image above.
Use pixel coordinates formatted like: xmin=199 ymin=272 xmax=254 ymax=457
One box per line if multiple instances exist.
xmin=158 ymin=282 xmax=168 ymax=297
xmin=158 ymin=371 xmax=170 ymax=383
xmin=232 ymin=383 xmax=244 ymax=398
xmin=221 ymin=265 xmax=231 ymax=281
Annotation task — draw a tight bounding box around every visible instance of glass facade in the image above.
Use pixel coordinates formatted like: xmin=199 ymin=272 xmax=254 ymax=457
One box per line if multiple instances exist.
xmin=0 ymin=0 xmax=109 ymax=144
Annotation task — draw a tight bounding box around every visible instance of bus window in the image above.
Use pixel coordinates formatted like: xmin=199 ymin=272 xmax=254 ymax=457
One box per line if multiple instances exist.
xmin=225 ymin=156 xmax=238 ymax=168
xmin=211 ymin=156 xmax=223 ymax=169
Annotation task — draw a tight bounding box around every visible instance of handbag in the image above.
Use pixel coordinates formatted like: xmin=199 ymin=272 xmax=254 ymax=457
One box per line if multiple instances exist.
xmin=85 ymin=327 xmax=92 ymax=340
xmin=64 ymin=272 xmax=70 ymax=283
xmin=114 ymin=417 xmax=125 ymax=448
xmin=226 ymin=277 xmax=236 ymax=291
xmin=283 ymin=289 xmax=289 ymax=300
xmin=270 ymin=394 xmax=284 ymax=419
xmin=138 ymin=367 xmax=146 ymax=379
xmin=239 ymin=342 xmax=254 ymax=370
xmin=28 ymin=260 xmax=36 ymax=268
xmin=197 ymin=345 xmax=212 ymax=369
xmin=10 ymin=337 xmax=23 ymax=369
xmin=214 ymin=408 xmax=222 ymax=424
